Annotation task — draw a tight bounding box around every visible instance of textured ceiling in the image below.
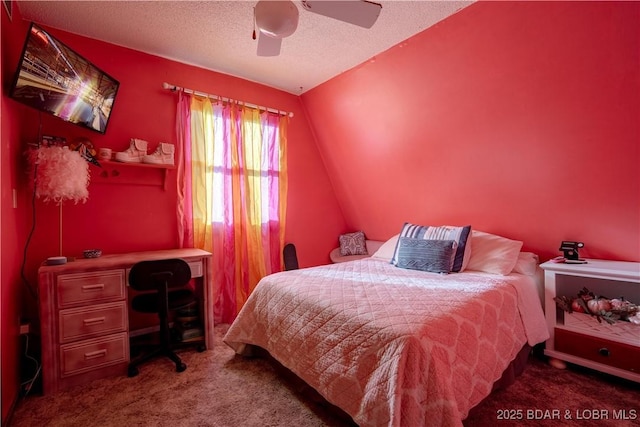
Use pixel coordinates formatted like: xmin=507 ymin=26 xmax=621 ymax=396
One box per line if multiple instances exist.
xmin=16 ymin=1 xmax=472 ymax=94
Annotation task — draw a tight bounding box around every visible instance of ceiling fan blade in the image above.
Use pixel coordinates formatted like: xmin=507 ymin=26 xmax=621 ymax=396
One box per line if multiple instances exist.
xmin=301 ymin=0 xmax=382 ymax=29
xmin=257 ymin=32 xmax=282 ymax=57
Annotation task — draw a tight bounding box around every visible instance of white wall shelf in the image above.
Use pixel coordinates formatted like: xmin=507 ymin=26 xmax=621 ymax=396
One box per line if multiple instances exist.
xmin=95 ymin=161 xmax=175 ymax=190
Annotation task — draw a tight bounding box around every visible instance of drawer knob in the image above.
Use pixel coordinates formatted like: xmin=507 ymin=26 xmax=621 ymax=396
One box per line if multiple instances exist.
xmin=598 ymin=347 xmax=610 ymax=357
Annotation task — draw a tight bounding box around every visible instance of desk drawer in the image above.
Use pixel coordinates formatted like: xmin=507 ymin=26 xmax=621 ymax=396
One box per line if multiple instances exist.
xmin=187 ymin=260 xmax=203 ymax=278
xmin=59 ymin=302 xmax=128 ymax=344
xmin=555 ymin=328 xmax=640 ymax=373
xmin=60 ymin=333 xmax=129 ymax=378
xmin=57 ymin=270 xmax=125 ymax=308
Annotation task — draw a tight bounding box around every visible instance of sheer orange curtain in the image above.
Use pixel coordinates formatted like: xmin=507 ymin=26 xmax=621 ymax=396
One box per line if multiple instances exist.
xmin=176 ymin=93 xmax=288 ymax=323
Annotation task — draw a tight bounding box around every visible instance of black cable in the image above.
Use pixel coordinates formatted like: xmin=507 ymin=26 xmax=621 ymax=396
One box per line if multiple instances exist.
xmin=20 ymin=165 xmax=39 ymax=301
xmin=20 ymin=114 xmax=42 ymax=301
xmin=19 ymin=333 xmax=41 ymax=397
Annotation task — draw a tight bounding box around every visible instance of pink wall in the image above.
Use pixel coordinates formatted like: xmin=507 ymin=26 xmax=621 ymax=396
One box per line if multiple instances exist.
xmin=302 ymin=1 xmax=640 ymax=262
xmin=0 ymin=81 xmax=23 ymax=425
xmin=1 ymin=3 xmax=30 ymax=420
xmin=1 ymin=10 xmax=345 ymax=421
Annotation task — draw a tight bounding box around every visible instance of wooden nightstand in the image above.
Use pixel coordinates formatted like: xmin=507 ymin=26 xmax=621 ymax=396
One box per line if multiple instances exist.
xmin=541 ymin=259 xmax=640 ymax=382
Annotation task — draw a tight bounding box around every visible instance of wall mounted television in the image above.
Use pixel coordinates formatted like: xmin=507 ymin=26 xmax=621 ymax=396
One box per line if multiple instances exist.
xmin=10 ymin=22 xmax=119 ymax=134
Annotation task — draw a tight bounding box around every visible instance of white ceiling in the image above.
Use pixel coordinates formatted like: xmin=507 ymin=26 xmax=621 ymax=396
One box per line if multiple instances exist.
xmin=16 ymin=1 xmax=472 ymax=95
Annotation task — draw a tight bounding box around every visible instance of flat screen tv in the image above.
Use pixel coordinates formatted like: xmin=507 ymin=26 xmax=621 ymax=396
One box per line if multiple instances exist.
xmin=10 ymin=23 xmax=119 ymax=134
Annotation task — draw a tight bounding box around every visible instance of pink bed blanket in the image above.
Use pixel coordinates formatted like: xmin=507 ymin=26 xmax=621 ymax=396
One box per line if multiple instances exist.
xmin=224 ymin=258 xmax=549 ymax=427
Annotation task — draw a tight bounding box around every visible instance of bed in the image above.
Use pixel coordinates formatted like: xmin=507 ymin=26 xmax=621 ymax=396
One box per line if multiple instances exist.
xmin=224 ymin=229 xmax=549 ymax=427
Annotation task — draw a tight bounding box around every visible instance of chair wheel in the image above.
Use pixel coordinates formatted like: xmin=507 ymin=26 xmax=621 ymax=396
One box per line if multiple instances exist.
xmin=128 ymin=366 xmax=139 ymax=377
xmin=176 ymin=362 xmax=187 ymax=373
xmin=197 ymin=344 xmax=206 ymax=352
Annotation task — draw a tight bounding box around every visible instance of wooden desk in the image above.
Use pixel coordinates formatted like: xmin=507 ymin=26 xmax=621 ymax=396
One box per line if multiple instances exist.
xmin=38 ymin=248 xmax=213 ymax=394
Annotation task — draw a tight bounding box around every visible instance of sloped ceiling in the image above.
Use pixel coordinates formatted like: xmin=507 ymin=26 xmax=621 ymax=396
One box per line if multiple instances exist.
xmin=17 ymin=1 xmax=472 ymax=94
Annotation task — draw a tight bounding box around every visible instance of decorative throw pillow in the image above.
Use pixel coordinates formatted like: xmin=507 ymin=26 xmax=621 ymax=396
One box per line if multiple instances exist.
xmin=395 ymin=237 xmax=457 ymax=274
xmin=391 ymin=223 xmax=471 ymax=273
xmin=339 ymin=231 xmax=368 ymax=256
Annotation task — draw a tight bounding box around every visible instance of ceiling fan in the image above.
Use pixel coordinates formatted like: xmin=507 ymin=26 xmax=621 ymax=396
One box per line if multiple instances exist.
xmin=253 ymin=0 xmax=383 ymax=57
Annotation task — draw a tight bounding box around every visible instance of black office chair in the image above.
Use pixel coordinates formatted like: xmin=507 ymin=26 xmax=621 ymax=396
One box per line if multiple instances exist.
xmin=127 ymin=258 xmax=198 ymax=377
xmin=283 ymin=243 xmax=299 ymax=271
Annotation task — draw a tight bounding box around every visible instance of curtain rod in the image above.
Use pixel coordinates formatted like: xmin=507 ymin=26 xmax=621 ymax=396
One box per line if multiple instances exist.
xmin=162 ymin=82 xmax=293 ymax=118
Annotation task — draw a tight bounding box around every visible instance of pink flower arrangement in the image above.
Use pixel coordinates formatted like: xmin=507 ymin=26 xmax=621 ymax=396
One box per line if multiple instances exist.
xmin=554 ymin=287 xmax=639 ymax=325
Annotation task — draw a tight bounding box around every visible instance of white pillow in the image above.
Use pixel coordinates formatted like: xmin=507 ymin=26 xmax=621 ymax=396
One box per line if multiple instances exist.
xmin=465 ymin=230 xmax=523 ymax=275
xmin=511 ymin=252 xmax=539 ymax=276
xmin=371 ymin=234 xmax=399 ymax=262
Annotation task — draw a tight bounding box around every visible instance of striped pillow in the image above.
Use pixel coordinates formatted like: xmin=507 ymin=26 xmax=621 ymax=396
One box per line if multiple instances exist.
xmin=395 ymin=238 xmax=457 ymax=273
xmin=391 ymin=223 xmax=472 ymax=272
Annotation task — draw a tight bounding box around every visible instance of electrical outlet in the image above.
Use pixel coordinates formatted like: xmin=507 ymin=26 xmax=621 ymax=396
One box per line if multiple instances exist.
xmin=20 ymin=323 xmax=30 ymax=335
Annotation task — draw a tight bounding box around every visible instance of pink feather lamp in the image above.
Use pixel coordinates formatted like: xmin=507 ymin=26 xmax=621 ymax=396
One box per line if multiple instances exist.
xmin=29 ymin=145 xmax=89 ymax=262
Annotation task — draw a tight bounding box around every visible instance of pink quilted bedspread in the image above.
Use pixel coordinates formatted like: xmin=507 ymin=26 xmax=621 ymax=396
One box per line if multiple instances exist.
xmin=224 ymin=258 xmax=549 ymax=427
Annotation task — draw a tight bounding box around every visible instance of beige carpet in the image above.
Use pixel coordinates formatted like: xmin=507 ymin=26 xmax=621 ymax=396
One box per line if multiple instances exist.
xmin=9 ymin=325 xmax=640 ymax=427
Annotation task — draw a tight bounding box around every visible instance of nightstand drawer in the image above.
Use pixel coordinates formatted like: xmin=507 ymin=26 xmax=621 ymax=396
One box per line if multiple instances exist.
xmin=59 ymin=302 xmax=128 ymax=344
xmin=57 ymin=270 xmax=126 ymax=308
xmin=60 ymin=333 xmax=129 ymax=377
xmin=555 ymin=328 xmax=640 ymax=373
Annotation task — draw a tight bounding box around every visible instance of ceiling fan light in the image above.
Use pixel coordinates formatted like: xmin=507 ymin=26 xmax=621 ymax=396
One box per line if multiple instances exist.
xmin=255 ymin=0 xmax=299 ymax=39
